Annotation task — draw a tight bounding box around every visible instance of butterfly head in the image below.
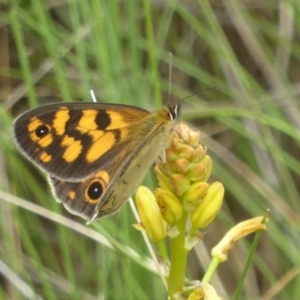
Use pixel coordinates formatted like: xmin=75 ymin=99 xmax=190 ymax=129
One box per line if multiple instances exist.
xmin=166 ymin=103 xmax=180 ymax=121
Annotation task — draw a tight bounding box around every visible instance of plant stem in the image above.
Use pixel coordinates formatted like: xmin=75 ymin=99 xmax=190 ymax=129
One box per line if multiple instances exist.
xmin=156 ymin=240 xmax=168 ymax=262
xmin=167 ymin=211 xmax=189 ymax=299
xmin=202 ymin=257 xmax=220 ymax=283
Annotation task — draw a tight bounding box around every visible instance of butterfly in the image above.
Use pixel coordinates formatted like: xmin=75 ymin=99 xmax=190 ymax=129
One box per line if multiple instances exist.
xmin=12 ymin=102 xmax=180 ymax=223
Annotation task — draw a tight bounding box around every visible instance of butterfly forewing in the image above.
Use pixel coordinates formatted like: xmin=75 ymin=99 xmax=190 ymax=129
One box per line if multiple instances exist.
xmin=13 ymin=102 xmax=149 ymax=181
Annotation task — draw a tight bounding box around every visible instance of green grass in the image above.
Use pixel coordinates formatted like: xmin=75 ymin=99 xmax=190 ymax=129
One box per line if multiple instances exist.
xmin=1 ymin=0 xmax=300 ymax=299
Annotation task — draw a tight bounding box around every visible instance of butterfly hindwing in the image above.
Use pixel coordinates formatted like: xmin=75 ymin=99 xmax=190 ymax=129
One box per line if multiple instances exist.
xmin=48 ymin=170 xmax=111 ymax=220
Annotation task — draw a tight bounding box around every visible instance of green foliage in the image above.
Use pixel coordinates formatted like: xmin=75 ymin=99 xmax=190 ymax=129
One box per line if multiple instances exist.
xmin=1 ymin=0 xmax=300 ymax=299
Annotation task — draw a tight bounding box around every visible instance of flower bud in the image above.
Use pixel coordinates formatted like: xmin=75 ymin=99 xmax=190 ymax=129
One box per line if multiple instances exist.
xmin=165 ymin=147 xmax=179 ymax=162
xmin=186 ymin=155 xmax=212 ymax=182
xmin=177 ymin=145 xmax=194 ymax=160
xmin=134 ymin=186 xmax=167 ymax=242
xmin=173 ymin=157 xmax=191 ymax=174
xmin=154 ymin=165 xmax=172 ymax=192
xmin=182 ymin=182 xmax=209 ymax=210
xmin=190 ymin=182 xmax=224 ymax=229
xmin=190 ymin=145 xmax=207 ymax=163
xmin=171 ymin=173 xmax=190 ymax=196
xmin=176 ymin=122 xmax=201 ymax=146
xmin=155 ymin=188 xmax=183 ymax=224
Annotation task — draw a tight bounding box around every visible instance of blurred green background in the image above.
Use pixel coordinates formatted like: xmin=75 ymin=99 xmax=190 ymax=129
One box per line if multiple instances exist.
xmin=1 ymin=0 xmax=300 ymax=299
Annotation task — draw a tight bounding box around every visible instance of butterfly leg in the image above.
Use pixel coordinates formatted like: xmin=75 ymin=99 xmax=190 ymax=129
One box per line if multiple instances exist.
xmin=157 ymin=152 xmax=178 ymax=193
xmin=172 ymin=127 xmax=197 ymax=149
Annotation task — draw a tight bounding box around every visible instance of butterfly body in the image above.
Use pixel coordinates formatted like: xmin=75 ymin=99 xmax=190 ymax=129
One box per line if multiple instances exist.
xmin=13 ymin=102 xmax=179 ymax=222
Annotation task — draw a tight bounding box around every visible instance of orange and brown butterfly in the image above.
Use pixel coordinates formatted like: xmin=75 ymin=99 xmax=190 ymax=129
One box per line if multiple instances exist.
xmin=12 ymin=102 xmax=180 ymax=223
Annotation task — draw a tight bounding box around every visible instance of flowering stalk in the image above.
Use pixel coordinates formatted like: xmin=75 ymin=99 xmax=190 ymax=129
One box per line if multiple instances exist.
xmin=133 ymin=123 xmax=267 ymax=299
xmin=157 ymin=123 xmax=224 ymax=299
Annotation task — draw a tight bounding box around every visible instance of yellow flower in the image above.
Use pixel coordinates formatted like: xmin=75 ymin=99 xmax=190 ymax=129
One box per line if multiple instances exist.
xmin=182 ymin=182 xmax=210 ymax=210
xmin=212 ymin=216 xmax=268 ymax=262
xmin=190 ymin=182 xmax=224 ymax=229
xmin=155 ymin=188 xmax=183 ymax=224
xmin=188 ymin=283 xmax=221 ymax=300
xmin=134 ymin=186 xmax=167 ymax=242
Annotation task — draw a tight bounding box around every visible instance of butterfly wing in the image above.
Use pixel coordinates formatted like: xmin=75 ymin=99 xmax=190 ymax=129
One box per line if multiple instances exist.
xmin=14 ymin=102 xmax=179 ymax=221
xmin=47 ymin=105 xmax=178 ymax=221
xmin=13 ymin=102 xmax=150 ymax=181
xmin=49 ymin=109 xmax=176 ymax=222
xmin=48 ymin=172 xmax=110 ymax=220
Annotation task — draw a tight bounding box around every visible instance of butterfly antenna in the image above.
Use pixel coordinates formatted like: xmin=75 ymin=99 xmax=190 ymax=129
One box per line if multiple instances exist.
xmin=90 ymin=90 xmax=97 ymax=102
xmin=168 ymin=52 xmax=172 ymax=104
xmin=180 ymin=87 xmax=222 ymax=102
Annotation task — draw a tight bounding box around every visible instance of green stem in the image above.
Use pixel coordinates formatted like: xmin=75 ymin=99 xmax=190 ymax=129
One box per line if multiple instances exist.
xmin=202 ymin=257 xmax=220 ymax=283
xmin=167 ymin=211 xmax=189 ymax=299
xmin=156 ymin=240 xmax=168 ymax=263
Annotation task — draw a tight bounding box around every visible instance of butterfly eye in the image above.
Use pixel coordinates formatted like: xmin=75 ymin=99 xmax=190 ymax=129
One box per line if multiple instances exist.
xmin=87 ymin=181 xmax=103 ymax=201
xmin=35 ymin=125 xmax=50 ymax=138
